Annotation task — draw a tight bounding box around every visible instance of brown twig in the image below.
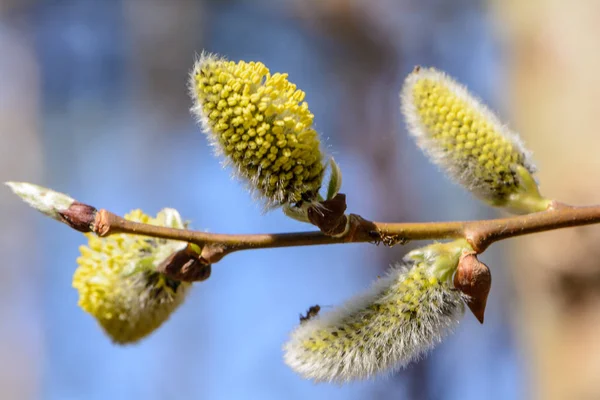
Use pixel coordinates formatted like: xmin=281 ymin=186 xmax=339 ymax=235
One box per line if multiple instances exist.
xmin=89 ymin=200 xmax=600 ymax=264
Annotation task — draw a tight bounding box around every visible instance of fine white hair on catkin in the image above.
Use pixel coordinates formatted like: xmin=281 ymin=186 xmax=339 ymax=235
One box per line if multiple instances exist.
xmin=283 ymin=260 xmax=465 ymax=383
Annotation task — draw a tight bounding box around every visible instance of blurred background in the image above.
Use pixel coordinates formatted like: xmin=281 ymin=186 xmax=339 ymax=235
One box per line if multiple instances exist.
xmin=2 ymin=0 xmax=600 ymax=399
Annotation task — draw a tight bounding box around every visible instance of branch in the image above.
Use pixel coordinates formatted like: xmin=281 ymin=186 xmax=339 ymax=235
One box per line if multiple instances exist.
xmin=8 ymin=182 xmax=600 ymax=280
xmin=91 ymin=200 xmax=600 ymax=263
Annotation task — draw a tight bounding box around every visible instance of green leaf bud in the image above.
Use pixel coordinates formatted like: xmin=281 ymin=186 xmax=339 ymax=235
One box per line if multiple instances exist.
xmin=325 ymin=157 xmax=343 ymax=201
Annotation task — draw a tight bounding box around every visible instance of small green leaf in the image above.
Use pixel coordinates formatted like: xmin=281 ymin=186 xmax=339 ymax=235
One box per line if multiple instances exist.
xmin=501 ymin=164 xmax=551 ymax=214
xmin=326 ymin=157 xmax=343 ymax=200
xmin=188 ymin=243 xmax=203 ymax=255
xmin=283 ymin=204 xmax=311 ymax=223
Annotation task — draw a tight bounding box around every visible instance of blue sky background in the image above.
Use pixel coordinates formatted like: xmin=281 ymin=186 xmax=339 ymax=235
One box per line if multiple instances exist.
xmin=0 ymin=1 xmax=524 ymax=399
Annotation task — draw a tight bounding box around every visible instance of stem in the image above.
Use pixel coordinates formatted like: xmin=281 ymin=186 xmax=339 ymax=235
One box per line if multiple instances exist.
xmin=464 ymin=201 xmax=600 ymax=251
xmin=93 ymin=202 xmax=600 ymax=263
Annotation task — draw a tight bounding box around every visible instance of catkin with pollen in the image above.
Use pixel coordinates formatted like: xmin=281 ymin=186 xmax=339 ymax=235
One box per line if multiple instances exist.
xmin=73 ymin=208 xmax=192 ymax=344
xmin=400 ymin=67 xmax=546 ymax=212
xmin=283 ymin=244 xmax=466 ymax=383
xmin=189 ymin=53 xmax=325 ymax=208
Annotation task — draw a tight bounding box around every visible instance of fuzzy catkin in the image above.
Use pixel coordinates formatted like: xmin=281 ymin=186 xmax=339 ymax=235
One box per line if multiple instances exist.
xmin=73 ymin=208 xmax=191 ymax=344
xmin=401 ymin=67 xmax=536 ymax=207
xmin=283 ymin=258 xmax=464 ymax=383
xmin=5 ymin=182 xmax=75 ymax=222
xmin=189 ymin=53 xmax=325 ymax=207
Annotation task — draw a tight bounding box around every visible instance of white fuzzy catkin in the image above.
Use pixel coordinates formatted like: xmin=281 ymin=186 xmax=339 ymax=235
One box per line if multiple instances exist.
xmin=283 ymin=258 xmax=465 ymax=383
xmin=5 ymin=181 xmax=75 ymax=221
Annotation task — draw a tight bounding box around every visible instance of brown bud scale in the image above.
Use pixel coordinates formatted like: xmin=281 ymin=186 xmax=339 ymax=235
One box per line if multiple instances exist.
xmin=58 ymin=201 xmax=97 ymax=233
xmin=454 ymin=252 xmax=491 ymax=324
xmin=307 ymin=193 xmax=348 ymax=236
xmin=156 ymin=244 xmax=211 ymax=282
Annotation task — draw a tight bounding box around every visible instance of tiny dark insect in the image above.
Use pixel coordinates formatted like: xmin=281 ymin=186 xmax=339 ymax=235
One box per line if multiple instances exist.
xmin=299 ymin=305 xmax=321 ymax=324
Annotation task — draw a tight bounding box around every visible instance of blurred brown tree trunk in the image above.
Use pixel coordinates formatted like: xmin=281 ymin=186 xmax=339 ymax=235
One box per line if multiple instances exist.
xmin=495 ymin=2 xmax=600 ymax=399
xmin=0 ymin=5 xmax=43 ymax=399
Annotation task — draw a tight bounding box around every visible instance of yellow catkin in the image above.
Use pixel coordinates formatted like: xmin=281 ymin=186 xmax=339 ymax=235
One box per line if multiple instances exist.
xmin=189 ymin=53 xmax=325 ymax=207
xmin=284 ymin=240 xmax=468 ymax=383
xmin=401 ymin=67 xmax=546 ymax=211
xmin=73 ymin=208 xmax=191 ymax=344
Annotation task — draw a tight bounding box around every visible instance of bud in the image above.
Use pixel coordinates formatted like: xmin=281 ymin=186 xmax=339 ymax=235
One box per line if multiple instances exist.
xmin=73 ymin=208 xmax=192 ymax=344
xmin=400 ymin=67 xmax=550 ymax=214
xmin=189 ymin=53 xmax=325 ymax=208
xmin=156 ymin=244 xmax=211 ymax=282
xmin=453 ymin=252 xmax=491 ymax=324
xmin=283 ymin=240 xmax=470 ymax=383
xmin=306 ymin=193 xmax=348 ymax=236
xmin=6 ymin=181 xmax=75 ymax=221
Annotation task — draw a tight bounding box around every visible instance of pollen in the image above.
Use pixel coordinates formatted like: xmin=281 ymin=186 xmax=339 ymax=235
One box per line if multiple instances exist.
xmin=189 ymin=53 xmax=325 ymax=207
xmin=283 ymin=240 xmax=468 ymax=383
xmin=400 ymin=67 xmax=543 ymax=210
xmin=73 ymin=208 xmax=192 ymax=344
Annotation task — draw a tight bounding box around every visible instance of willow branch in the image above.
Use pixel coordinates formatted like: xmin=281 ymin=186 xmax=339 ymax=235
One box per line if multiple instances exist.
xmin=91 ymin=201 xmax=600 ymax=263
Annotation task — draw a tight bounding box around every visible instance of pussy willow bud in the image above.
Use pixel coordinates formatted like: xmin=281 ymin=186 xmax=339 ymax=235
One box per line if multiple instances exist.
xmin=454 ymin=252 xmax=491 ymax=324
xmin=73 ymin=208 xmax=193 ymax=344
xmin=6 ymin=181 xmax=75 ymax=221
xmin=6 ymin=182 xmax=97 ymax=231
xmin=284 ymin=239 xmax=470 ymax=383
xmin=189 ymin=53 xmax=325 ymax=208
xmin=400 ymin=67 xmax=550 ymax=214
